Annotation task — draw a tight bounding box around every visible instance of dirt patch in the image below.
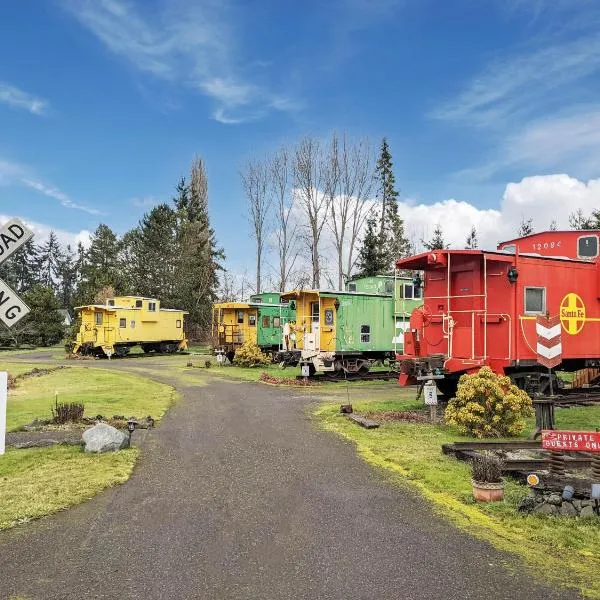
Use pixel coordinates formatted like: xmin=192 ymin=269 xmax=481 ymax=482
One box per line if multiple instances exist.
xmin=14 ymin=366 xmax=69 ymax=383
xmin=362 ymin=410 xmax=431 ymax=423
xmin=259 ymin=372 xmax=321 ymax=386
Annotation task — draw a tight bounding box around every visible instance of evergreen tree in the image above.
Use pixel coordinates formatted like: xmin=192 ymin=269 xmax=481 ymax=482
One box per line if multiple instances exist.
xmin=74 ymin=224 xmax=126 ymax=305
xmin=37 ymin=231 xmax=63 ymax=290
xmin=549 ymin=220 xmax=558 ymax=231
xmin=55 ymin=244 xmax=78 ymax=309
xmin=356 ymin=213 xmax=387 ymax=277
xmin=569 ymin=208 xmax=599 ymax=230
xmin=172 ymin=159 xmax=224 ymax=336
xmin=128 ymin=203 xmax=178 ymax=301
xmin=422 ymin=224 xmax=447 ymax=250
xmin=22 ymin=284 xmax=65 ymax=347
xmin=375 ymin=138 xmax=409 ymax=268
xmin=0 ymin=240 xmax=39 ymax=293
xmin=465 ymin=226 xmax=478 ymax=249
xmin=517 ymin=217 xmax=534 ymax=237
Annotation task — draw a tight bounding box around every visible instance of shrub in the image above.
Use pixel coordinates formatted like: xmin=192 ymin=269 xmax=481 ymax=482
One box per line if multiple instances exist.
xmin=205 ymin=360 xmax=212 ymax=369
xmin=444 ymin=366 xmax=533 ymax=438
xmin=52 ymin=401 xmax=85 ymax=424
xmin=232 ymin=341 xmax=272 ymax=367
xmin=471 ymin=451 xmax=504 ymax=483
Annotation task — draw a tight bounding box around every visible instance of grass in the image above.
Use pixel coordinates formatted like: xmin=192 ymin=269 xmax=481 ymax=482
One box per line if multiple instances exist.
xmin=0 ymin=445 xmax=138 ymax=530
xmin=5 ymin=362 xmax=177 ymax=431
xmin=315 ymin=391 xmax=600 ymax=598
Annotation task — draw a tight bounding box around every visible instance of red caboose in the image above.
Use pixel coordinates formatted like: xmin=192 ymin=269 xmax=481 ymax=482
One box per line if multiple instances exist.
xmin=397 ymin=230 xmax=600 ymax=397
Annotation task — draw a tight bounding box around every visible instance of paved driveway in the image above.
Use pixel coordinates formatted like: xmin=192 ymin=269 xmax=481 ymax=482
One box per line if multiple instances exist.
xmin=0 ymin=371 xmax=581 ymax=599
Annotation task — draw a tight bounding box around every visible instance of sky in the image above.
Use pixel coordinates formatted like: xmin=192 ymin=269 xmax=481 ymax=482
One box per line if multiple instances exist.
xmin=2 ymin=0 xmax=600 ymax=279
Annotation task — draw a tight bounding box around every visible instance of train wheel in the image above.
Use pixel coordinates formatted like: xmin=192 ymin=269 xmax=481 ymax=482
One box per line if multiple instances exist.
xmin=435 ymin=377 xmax=459 ymax=400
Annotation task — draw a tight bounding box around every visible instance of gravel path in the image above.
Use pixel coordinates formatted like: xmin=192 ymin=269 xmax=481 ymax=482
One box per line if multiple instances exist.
xmin=0 ymin=370 xmax=582 ymax=600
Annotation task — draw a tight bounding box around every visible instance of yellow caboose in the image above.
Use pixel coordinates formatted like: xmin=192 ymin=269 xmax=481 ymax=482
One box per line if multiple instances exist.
xmin=72 ymin=296 xmax=188 ymax=357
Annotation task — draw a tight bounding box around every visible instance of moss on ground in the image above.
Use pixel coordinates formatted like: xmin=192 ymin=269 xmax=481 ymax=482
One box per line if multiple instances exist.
xmin=314 ymin=393 xmax=600 ymax=598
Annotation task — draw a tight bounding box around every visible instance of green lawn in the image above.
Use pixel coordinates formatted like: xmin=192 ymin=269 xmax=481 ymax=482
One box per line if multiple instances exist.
xmin=0 ymin=445 xmax=138 ymax=530
xmin=4 ymin=362 xmax=177 ymax=431
xmin=1 ymin=362 xmax=176 ymax=530
xmin=315 ymin=392 xmax=600 ymax=598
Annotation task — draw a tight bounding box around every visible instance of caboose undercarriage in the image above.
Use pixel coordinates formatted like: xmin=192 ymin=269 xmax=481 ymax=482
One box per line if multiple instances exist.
xmin=288 ymin=350 xmax=396 ymax=376
xmin=76 ymin=340 xmax=185 ymax=358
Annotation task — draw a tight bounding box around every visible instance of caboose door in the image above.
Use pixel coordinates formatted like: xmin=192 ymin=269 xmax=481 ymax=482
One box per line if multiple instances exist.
xmin=450 ymin=268 xmax=482 ymax=359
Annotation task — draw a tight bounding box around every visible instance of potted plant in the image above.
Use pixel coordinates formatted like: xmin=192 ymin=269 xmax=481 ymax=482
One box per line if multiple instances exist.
xmin=471 ymin=452 xmax=505 ymax=502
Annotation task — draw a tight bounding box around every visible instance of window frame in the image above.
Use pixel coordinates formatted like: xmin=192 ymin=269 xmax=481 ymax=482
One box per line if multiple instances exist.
xmin=348 ymin=282 xmax=357 ymax=292
xmin=108 ymin=299 xmax=115 ymax=306
xmin=248 ymin=313 xmax=257 ymax=327
xmin=262 ymin=315 xmax=270 ymax=328
xmin=130 ymin=320 xmax=136 ymax=329
xmin=403 ymin=283 xmax=414 ymax=299
xmin=524 ymin=286 xmax=546 ymax=315
xmin=148 ymin=302 xmax=157 ymax=312
xmin=119 ymin=318 xmax=126 ymax=328
xmin=236 ymin=310 xmax=244 ymax=324
xmin=176 ymin=319 xmax=182 ymax=328
xmin=135 ymin=300 xmax=143 ymax=308
xmin=384 ymin=280 xmax=394 ymax=294
xmin=577 ymin=235 xmax=599 ymax=259
xmin=360 ymin=324 xmax=371 ymax=343
xmin=273 ymin=316 xmax=281 ymax=328
xmin=95 ymin=312 xmax=103 ymax=326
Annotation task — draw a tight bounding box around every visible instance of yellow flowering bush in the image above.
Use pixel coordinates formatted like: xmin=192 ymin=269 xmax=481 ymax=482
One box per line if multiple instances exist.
xmin=232 ymin=341 xmax=272 ymax=367
xmin=444 ymin=367 xmax=533 ymax=438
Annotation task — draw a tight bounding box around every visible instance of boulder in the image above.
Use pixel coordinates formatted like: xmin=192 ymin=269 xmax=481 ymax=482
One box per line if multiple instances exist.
xmin=559 ymin=502 xmax=578 ymax=517
xmin=517 ymin=496 xmax=536 ymax=513
xmin=82 ymin=423 xmax=129 ymax=453
xmin=547 ymin=493 xmax=562 ymax=506
xmin=533 ymin=502 xmax=558 ymax=515
xmin=580 ymin=505 xmax=596 ymax=518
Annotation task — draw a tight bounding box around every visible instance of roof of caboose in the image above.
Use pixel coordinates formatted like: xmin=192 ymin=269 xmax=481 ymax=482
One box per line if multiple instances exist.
xmin=396 ymin=248 xmax=591 ymax=270
xmin=281 ymin=289 xmax=392 ymax=299
xmin=498 ymin=230 xmax=600 ymax=246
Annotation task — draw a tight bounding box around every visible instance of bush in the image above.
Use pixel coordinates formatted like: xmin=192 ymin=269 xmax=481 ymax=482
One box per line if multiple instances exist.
xmin=471 ymin=451 xmax=504 ymax=483
xmin=444 ymin=366 xmax=533 ymax=438
xmin=52 ymin=401 xmax=85 ymax=424
xmin=232 ymin=342 xmax=272 ymax=368
xmin=205 ymin=360 xmax=212 ymax=369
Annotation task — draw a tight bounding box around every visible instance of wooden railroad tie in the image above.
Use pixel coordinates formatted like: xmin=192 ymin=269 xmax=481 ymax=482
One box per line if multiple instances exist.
xmin=346 ymin=414 xmax=379 ymax=429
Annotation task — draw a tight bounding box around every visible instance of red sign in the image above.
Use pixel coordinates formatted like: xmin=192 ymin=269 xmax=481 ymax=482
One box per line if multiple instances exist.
xmin=542 ymin=430 xmax=600 ymax=452
xmin=536 ymin=314 xmax=562 ymax=369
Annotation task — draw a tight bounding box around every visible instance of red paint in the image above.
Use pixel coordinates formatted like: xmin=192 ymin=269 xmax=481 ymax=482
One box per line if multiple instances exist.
xmin=536 ymin=314 xmax=562 ymax=369
xmin=394 ymin=230 xmax=600 ymax=386
xmin=542 ymin=430 xmax=600 ymax=452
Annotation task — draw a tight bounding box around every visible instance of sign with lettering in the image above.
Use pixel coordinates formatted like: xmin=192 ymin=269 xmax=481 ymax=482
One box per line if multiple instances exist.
xmin=424 ymin=382 xmax=438 ymax=405
xmin=0 ymin=218 xmax=34 ymax=263
xmin=542 ymin=430 xmax=600 ymax=452
xmin=0 ymin=276 xmax=30 ymax=327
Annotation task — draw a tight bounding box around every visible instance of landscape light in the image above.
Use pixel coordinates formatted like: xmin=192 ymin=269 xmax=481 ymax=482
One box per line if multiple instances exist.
xmin=127 ymin=417 xmax=138 ymax=446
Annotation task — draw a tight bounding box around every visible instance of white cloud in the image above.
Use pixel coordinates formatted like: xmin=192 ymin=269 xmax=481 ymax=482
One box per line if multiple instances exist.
xmin=22 ymin=179 xmax=103 ymax=216
xmin=131 ymin=196 xmax=159 ymax=208
xmin=0 ymin=214 xmax=91 ymax=249
xmin=400 ymin=174 xmax=600 ymax=251
xmin=62 ymin=0 xmax=299 ymax=124
xmin=0 ymin=82 xmax=48 ymax=115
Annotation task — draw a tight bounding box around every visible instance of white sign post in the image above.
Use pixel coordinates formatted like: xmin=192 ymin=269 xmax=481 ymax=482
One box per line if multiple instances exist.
xmin=0 ymin=372 xmax=6 ymax=455
xmin=424 ymin=380 xmax=438 ymax=424
xmin=0 ymin=218 xmax=34 ymax=455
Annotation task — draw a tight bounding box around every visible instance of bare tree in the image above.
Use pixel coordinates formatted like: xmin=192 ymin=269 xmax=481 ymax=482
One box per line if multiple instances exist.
xmin=293 ymin=136 xmax=330 ymax=288
xmin=327 ymin=133 xmax=374 ymax=288
xmin=270 ymin=146 xmax=300 ymax=292
xmin=240 ymin=158 xmax=271 ymax=294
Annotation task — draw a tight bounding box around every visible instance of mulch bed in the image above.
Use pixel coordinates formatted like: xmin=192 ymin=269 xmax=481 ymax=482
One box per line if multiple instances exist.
xmin=361 ymin=410 xmax=432 ymax=423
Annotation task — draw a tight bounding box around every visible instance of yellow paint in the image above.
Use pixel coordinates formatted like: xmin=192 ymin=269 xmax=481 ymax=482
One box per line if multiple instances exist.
xmin=320 ymin=296 xmax=337 ymax=351
xmin=560 ymin=293 xmax=586 ymax=334
xmin=212 ymin=303 xmax=258 ymax=347
xmin=73 ymin=296 xmax=187 ymax=355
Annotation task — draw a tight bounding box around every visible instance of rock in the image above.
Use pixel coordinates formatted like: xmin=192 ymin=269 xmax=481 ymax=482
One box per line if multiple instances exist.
xmin=547 ymin=493 xmax=562 ymax=506
xmin=560 ymin=502 xmax=578 ymax=517
xmin=82 ymin=423 xmax=129 ymax=453
xmin=581 ymin=500 xmax=593 ymax=508
xmin=572 ymin=500 xmax=582 ymax=511
xmin=580 ymin=505 xmax=596 ymax=518
xmin=534 ymin=502 xmax=558 ymax=515
xmin=517 ymin=496 xmax=536 ymax=513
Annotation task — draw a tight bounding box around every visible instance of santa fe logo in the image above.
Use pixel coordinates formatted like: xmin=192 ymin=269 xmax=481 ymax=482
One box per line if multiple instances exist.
xmin=536 ymin=314 xmax=562 ymax=369
xmin=560 ymin=293 xmax=586 ymax=335
xmin=0 ymin=218 xmax=33 ymax=327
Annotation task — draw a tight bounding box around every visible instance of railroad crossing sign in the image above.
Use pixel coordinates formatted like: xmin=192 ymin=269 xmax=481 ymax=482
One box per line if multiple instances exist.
xmin=536 ymin=314 xmax=562 ymax=369
xmin=0 ymin=218 xmax=33 ymax=327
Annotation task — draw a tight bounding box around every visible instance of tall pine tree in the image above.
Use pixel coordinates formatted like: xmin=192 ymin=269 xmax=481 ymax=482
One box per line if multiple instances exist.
xmin=517 ymin=217 xmax=534 ymax=236
xmin=356 ymin=213 xmax=388 ymax=277
xmin=465 ymin=226 xmax=478 ymax=249
xmin=375 ymin=138 xmax=409 ymax=269
xmin=55 ymin=244 xmax=78 ymax=309
xmin=422 ymin=224 xmax=448 ymax=250
xmin=37 ymin=231 xmax=63 ymax=290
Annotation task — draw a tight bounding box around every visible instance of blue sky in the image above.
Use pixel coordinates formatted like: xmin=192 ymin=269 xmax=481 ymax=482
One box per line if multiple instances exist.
xmin=1 ymin=0 xmax=600 ymax=272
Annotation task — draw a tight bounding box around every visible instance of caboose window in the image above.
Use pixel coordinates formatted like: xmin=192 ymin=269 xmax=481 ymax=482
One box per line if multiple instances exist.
xmin=348 ymin=282 xmax=357 ymax=292
xmin=119 ymin=318 xmax=126 ymax=328
xmin=108 ymin=299 xmax=115 ymax=306
xmin=249 ymin=314 xmax=256 ymax=326
xmin=95 ymin=312 xmax=103 ymax=325
xmin=262 ymin=316 xmax=270 ymax=328
xmin=237 ymin=310 xmax=244 ymax=324
xmin=148 ymin=302 xmax=157 ymax=311
xmin=578 ymin=235 xmax=598 ymax=258
xmin=360 ymin=325 xmax=371 ymax=343
xmin=525 ymin=287 xmax=546 ymax=314
xmin=273 ymin=317 xmax=281 ymax=328
xmin=384 ymin=280 xmax=394 ymax=294
xmin=176 ymin=320 xmax=182 ymax=328
xmin=404 ymin=284 xmax=413 ymax=299
xmin=135 ymin=300 xmax=143 ymax=308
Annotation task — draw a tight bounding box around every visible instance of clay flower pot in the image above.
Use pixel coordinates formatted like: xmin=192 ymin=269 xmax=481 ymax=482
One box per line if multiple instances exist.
xmin=472 ymin=479 xmax=504 ymax=502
